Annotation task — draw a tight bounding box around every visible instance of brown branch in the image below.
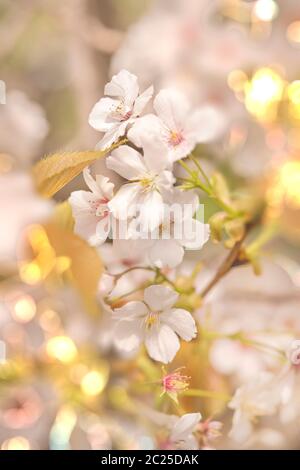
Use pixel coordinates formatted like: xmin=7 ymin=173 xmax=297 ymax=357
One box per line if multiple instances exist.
xmin=200 ymin=230 xmax=249 ymax=298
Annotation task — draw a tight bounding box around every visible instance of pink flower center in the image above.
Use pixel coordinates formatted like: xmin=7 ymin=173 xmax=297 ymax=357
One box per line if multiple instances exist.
xmin=89 ymin=197 xmax=109 ymax=219
xmin=121 ymin=110 xmax=133 ymax=121
xmin=162 ymin=370 xmax=190 ymax=393
xmin=168 ymin=130 xmax=184 ymax=147
xmin=111 ymin=100 xmax=133 ymax=122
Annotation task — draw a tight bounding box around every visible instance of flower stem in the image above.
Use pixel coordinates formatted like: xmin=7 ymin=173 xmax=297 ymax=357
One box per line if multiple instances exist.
xmin=177 ymin=159 xmax=240 ymax=217
xmin=182 ymin=388 xmax=231 ymax=402
xmin=178 ymin=159 xmax=196 ymax=177
xmin=154 ymin=269 xmax=180 ymax=292
xmin=189 ymin=154 xmax=211 ymax=188
xmin=108 ymin=285 xmax=147 ymax=306
xmin=114 ymin=266 xmax=154 ymax=281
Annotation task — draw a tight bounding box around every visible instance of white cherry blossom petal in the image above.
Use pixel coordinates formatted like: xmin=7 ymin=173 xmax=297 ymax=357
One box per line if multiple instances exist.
xmin=144 ymin=284 xmax=178 ymax=312
xmin=104 ymin=70 xmax=139 ymax=105
xmin=148 ymin=239 xmax=184 ymax=269
xmin=154 ymin=89 xmax=190 ymax=131
xmin=95 ymin=216 xmax=111 ymax=245
xmin=170 ymin=413 xmax=201 ymax=442
xmin=128 ymin=114 xmax=164 ymax=148
xmin=160 ymin=308 xmax=197 ymax=341
xmin=89 ymin=97 xmax=121 ymax=132
xmin=171 ymin=188 xmax=199 ymax=216
xmin=95 ymin=175 xmax=114 ymax=199
xmin=156 ymin=170 xmax=175 ymax=200
xmin=112 ymin=301 xmax=148 ymax=320
xmin=138 ymin=190 xmax=164 ymax=232
xmin=185 ymin=106 xmax=226 ymax=143
xmin=108 ymin=183 xmax=141 ymax=220
xmin=133 ymin=85 xmax=154 ymax=115
xmin=83 ymin=168 xmax=102 ymax=195
xmin=141 ymin=134 xmax=171 ymax=173
xmin=95 ymin=122 xmax=128 ymax=150
xmin=181 ymin=220 xmax=210 ymax=250
xmin=106 ymin=145 xmax=146 ymax=180
xmin=145 ymin=323 xmax=180 ymax=364
xmin=168 ymin=138 xmax=196 ymax=162
xmin=114 ymin=319 xmax=144 ymax=353
xmin=69 ymin=191 xmax=101 ymax=244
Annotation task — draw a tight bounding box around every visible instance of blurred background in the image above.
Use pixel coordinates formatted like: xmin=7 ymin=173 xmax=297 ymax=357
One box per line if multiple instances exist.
xmin=0 ymin=0 xmax=300 ymax=450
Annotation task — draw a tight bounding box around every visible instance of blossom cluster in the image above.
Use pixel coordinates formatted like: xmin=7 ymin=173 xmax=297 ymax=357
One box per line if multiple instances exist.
xmin=65 ymin=69 xmax=300 ymax=450
xmin=69 ymin=70 xmax=216 ymax=267
xmin=66 ymin=70 xmax=227 ymax=448
xmin=69 ymin=70 xmax=218 ymax=366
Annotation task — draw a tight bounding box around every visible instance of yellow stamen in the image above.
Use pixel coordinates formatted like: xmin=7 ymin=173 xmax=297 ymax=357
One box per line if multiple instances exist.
xmin=140 ymin=176 xmax=156 ymax=192
xmin=169 ymin=131 xmax=184 ymax=146
xmin=145 ymin=312 xmax=159 ymax=329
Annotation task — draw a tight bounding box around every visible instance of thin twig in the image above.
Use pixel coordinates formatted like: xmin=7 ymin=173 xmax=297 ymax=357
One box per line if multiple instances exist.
xmin=200 ymin=230 xmax=249 ymax=298
xmin=189 ymin=154 xmax=211 ymax=188
xmin=114 ymin=266 xmax=154 ymax=280
xmin=183 ymin=388 xmax=231 ymax=402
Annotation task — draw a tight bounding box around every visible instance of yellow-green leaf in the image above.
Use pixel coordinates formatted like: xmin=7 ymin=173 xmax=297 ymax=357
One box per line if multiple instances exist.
xmin=32 ymin=139 xmax=127 ymax=198
xmin=32 ymin=150 xmax=105 ymax=198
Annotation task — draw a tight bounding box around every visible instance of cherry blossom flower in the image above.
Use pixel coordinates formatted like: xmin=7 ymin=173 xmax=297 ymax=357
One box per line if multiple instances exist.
xmin=145 ymin=189 xmax=209 ymax=268
xmin=89 ymin=69 xmax=153 ymax=149
xmin=106 ymin=135 xmax=175 ymax=231
xmin=112 ymin=284 xmax=197 ymax=363
xmin=128 ymin=88 xmax=225 ymax=162
xmin=140 ymin=407 xmax=202 ymax=449
xmin=120 ymin=188 xmax=210 ymax=268
xmin=69 ymin=168 xmax=114 ymax=246
xmin=228 ymin=372 xmax=281 ymax=443
xmin=161 ymin=367 xmax=190 ymax=403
